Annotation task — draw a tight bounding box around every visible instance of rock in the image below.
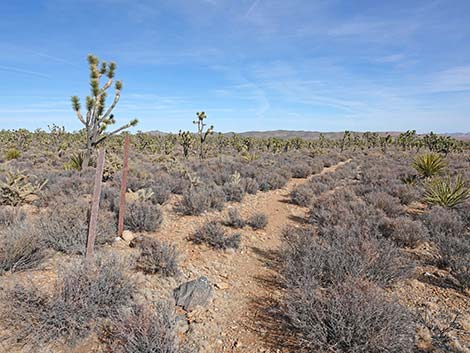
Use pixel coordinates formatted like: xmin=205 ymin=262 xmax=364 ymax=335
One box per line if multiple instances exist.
xmin=215 ymin=282 xmax=229 ymax=290
xmin=176 ymin=314 xmax=190 ymax=334
xmin=121 ymin=230 xmax=135 ymax=242
xmin=174 ymin=276 xmax=213 ymax=311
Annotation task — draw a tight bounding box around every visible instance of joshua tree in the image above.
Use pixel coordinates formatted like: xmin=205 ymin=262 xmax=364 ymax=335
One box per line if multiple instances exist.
xmin=423 ymin=132 xmax=459 ymax=156
xmin=396 ymin=130 xmax=417 ymax=151
xmin=340 ymin=130 xmax=351 ymax=152
xmin=380 ymin=134 xmax=392 ymax=153
xmin=318 ymin=133 xmax=326 ymax=148
xmin=193 ymin=112 xmax=213 ymax=159
xmin=178 ymin=130 xmax=193 ymax=158
xmin=71 ymin=54 xmax=138 ymax=168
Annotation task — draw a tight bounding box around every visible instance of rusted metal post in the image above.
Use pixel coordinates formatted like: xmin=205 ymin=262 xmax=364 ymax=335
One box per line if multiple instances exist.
xmin=117 ymin=135 xmax=130 ymax=238
xmin=86 ymin=148 xmax=106 ymax=259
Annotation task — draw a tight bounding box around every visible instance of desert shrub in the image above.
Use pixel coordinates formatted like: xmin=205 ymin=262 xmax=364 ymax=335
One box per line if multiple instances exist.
xmin=333 ymin=161 xmax=358 ymax=180
xmin=241 ymin=177 xmax=259 ymax=195
xmin=0 ymin=254 xmax=136 ymax=347
xmin=291 ymin=163 xmax=312 ymax=178
xmin=381 ymin=216 xmax=429 ymax=247
xmin=207 ymin=184 xmax=226 ymax=210
xmin=289 ymin=184 xmax=314 ymax=206
xmin=168 ymin=172 xmax=190 ymax=195
xmin=0 ymin=206 xmax=26 ymax=227
xmin=125 ymin=200 xmax=163 ymax=232
xmin=421 ymin=206 xmax=465 ymax=239
xmin=5 ymin=148 xmax=21 ymax=160
xmin=40 ymin=201 xmax=116 ymax=255
xmin=423 ymin=175 xmax=470 ymax=208
xmin=177 ymin=184 xmax=225 ymax=215
xmin=0 ymin=220 xmax=47 ymax=274
xmin=100 ymin=302 xmax=182 ymax=353
xmin=130 ymin=236 xmax=180 ymax=277
xmin=124 ymin=174 xmax=153 ymax=194
xmin=225 ymin=208 xmax=246 ymax=228
xmin=246 ymin=212 xmax=268 ymax=230
xmin=150 ymin=174 xmax=173 ymax=205
xmin=177 ymin=186 xmax=209 ymax=215
xmin=400 ymin=173 xmax=419 ymax=185
xmin=413 ymin=153 xmax=446 ymax=178
xmin=421 ymin=207 xmax=470 ymax=288
xmin=320 ymin=156 xmax=334 ymax=168
xmin=308 ymin=162 xmax=323 ymax=175
xmin=192 ymin=221 xmax=240 ymax=250
xmin=150 ymin=183 xmax=172 ymax=205
xmin=456 ymin=200 xmax=470 ymax=228
xmin=285 ymin=279 xmax=415 ymax=353
xmin=283 ymin=226 xmax=413 ymax=289
xmin=222 ymin=183 xmax=244 ymax=202
xmin=436 ymin=235 xmax=470 ymax=289
xmin=391 ymin=184 xmax=421 ymax=205
xmin=308 ymin=177 xmax=332 ymax=194
xmin=308 ymin=190 xmax=376 ymax=230
xmin=257 ymin=171 xmax=289 ymax=191
xmin=364 ymin=191 xmax=403 ymax=217
xmin=101 ymin=184 xmax=120 ymax=213
xmin=41 ymin=169 xmax=94 ymax=201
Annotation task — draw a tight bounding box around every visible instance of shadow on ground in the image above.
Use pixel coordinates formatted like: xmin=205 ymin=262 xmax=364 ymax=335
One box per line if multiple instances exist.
xmin=244 ymin=246 xmax=302 ymax=353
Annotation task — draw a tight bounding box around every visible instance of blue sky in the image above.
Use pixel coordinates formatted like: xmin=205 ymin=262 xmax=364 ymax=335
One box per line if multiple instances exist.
xmin=0 ymin=0 xmax=469 ymax=133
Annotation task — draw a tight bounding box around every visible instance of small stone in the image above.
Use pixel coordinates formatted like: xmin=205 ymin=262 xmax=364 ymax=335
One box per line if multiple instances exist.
xmin=174 ymin=276 xmax=213 ymax=311
xmin=215 ymin=282 xmax=229 ymax=290
xmin=121 ymin=230 xmax=135 ymax=242
xmin=175 ymin=314 xmax=190 ymax=334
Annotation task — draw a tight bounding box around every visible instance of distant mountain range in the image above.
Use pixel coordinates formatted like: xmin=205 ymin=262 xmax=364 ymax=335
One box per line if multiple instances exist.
xmin=148 ymin=130 xmax=470 ymax=140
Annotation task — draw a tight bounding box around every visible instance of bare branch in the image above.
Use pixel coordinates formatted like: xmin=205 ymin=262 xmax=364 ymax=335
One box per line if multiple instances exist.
xmin=93 ymin=120 xmax=137 ymax=146
xmin=99 ymin=90 xmax=121 ymax=123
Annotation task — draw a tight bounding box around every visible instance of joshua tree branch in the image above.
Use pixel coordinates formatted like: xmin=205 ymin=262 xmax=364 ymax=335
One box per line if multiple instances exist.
xmin=100 ymin=90 xmax=121 ymax=122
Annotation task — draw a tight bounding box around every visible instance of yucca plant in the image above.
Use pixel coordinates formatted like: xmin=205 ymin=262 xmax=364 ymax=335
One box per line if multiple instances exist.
xmin=5 ymin=148 xmax=21 ymax=160
xmin=64 ymin=152 xmax=84 ymax=171
xmin=413 ymin=153 xmax=446 ymax=178
xmin=424 ymin=175 xmax=470 ymax=208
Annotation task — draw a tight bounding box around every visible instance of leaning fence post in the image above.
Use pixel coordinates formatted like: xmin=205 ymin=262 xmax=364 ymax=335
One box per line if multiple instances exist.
xmin=86 ymin=148 xmax=106 ymax=259
xmin=117 ymin=135 xmax=130 ymax=238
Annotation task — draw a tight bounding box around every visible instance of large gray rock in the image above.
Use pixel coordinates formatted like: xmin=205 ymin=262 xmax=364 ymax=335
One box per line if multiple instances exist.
xmin=173 ymin=276 xmax=213 ymax=311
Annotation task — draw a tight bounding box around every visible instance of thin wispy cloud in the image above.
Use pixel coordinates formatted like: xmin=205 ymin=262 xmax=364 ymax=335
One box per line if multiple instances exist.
xmin=33 ymin=51 xmax=75 ymax=65
xmin=0 ymin=65 xmax=50 ymax=78
xmin=426 ymin=66 xmax=470 ymax=93
xmin=244 ymin=0 xmax=261 ymax=18
xmin=374 ymin=54 xmax=406 ymax=63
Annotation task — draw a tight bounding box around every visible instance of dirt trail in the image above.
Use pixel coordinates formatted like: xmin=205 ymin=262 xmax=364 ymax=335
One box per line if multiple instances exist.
xmin=145 ymin=160 xmax=350 ymax=353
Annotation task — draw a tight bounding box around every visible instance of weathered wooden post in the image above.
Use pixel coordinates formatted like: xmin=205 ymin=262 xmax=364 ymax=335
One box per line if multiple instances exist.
xmin=86 ymin=148 xmax=106 ymax=259
xmin=117 ymin=135 xmax=130 ymax=238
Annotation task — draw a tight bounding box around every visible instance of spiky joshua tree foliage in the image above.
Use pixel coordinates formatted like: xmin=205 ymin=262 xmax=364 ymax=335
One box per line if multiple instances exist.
xmin=71 ymin=54 xmax=138 ymax=168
